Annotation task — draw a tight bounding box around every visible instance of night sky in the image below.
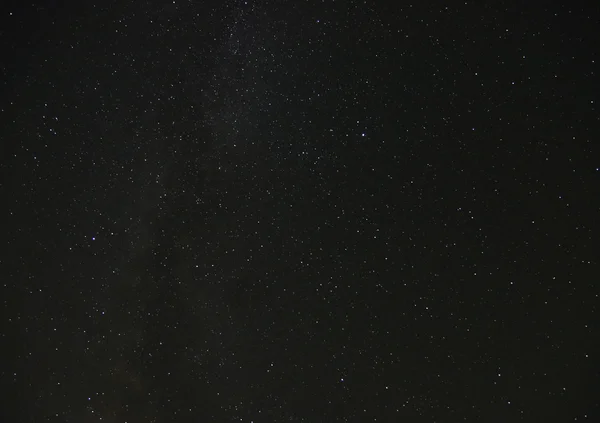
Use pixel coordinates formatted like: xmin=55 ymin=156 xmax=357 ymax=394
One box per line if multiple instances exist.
xmin=2 ymin=1 xmax=599 ymax=422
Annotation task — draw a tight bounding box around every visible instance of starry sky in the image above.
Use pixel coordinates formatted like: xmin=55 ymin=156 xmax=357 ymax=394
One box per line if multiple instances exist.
xmin=2 ymin=1 xmax=599 ymax=422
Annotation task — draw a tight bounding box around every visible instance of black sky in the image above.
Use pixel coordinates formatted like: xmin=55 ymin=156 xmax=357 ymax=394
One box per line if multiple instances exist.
xmin=2 ymin=1 xmax=599 ymax=422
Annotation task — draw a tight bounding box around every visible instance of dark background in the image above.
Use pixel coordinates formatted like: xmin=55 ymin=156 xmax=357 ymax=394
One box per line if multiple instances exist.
xmin=1 ymin=0 xmax=599 ymax=421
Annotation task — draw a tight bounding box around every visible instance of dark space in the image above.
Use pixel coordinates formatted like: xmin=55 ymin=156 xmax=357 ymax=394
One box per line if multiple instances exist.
xmin=1 ymin=1 xmax=599 ymax=421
